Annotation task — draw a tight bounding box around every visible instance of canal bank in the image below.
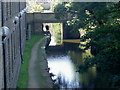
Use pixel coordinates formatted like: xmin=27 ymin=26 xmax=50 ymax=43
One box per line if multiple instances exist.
xmin=17 ymin=34 xmax=53 ymax=88
xmin=28 ymin=36 xmax=53 ymax=88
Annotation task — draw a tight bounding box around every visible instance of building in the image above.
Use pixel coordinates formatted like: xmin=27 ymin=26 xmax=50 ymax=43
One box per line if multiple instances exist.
xmin=0 ymin=1 xmax=26 ymax=89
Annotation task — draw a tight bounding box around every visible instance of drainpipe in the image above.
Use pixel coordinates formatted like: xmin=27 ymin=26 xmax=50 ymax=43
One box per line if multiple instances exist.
xmin=13 ymin=14 xmax=24 ymax=64
xmin=2 ymin=40 xmax=7 ymax=90
xmin=19 ymin=2 xmax=24 ymax=64
xmin=1 ymin=26 xmax=10 ymax=89
xmin=19 ymin=13 xmax=24 ymax=64
xmin=1 ymin=2 xmax=3 ymax=26
xmin=1 ymin=2 xmax=7 ymax=89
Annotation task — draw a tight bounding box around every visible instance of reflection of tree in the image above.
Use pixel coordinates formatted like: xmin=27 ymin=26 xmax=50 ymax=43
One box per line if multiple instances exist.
xmin=78 ymin=67 xmax=96 ymax=88
xmin=51 ymin=23 xmax=62 ymax=45
xmin=67 ymin=50 xmax=83 ymax=65
xmin=56 ymin=74 xmax=68 ymax=88
xmin=57 ymin=74 xmax=62 ymax=85
xmin=55 ymin=73 xmax=80 ymax=88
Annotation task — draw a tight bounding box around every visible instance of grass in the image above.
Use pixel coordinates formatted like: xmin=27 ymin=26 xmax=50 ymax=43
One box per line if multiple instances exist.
xmin=17 ymin=34 xmax=44 ymax=88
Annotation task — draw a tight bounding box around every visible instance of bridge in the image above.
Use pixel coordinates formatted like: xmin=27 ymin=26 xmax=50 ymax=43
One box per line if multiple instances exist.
xmin=26 ymin=13 xmax=70 ymax=23
xmin=26 ymin=12 xmax=71 ymax=39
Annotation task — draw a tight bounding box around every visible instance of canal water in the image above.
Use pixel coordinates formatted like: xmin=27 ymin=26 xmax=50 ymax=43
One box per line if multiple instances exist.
xmin=46 ymin=41 xmax=97 ymax=88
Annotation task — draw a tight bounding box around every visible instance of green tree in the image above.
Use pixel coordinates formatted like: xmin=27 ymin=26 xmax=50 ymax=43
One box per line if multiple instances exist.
xmin=27 ymin=1 xmax=43 ymax=13
xmin=54 ymin=2 xmax=120 ymax=88
xmin=81 ymin=2 xmax=120 ymax=88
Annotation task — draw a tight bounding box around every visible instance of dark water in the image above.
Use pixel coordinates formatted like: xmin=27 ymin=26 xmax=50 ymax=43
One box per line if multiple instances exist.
xmin=46 ymin=42 xmax=96 ymax=88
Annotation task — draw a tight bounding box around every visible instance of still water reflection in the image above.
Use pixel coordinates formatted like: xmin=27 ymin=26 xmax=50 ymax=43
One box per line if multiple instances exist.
xmin=46 ymin=43 xmax=96 ymax=88
xmin=48 ymin=55 xmax=80 ymax=88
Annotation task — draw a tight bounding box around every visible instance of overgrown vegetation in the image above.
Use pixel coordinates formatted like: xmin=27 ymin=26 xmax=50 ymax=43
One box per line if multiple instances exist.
xmin=27 ymin=1 xmax=44 ymax=13
xmin=51 ymin=23 xmax=62 ymax=45
xmin=17 ymin=34 xmax=44 ymax=88
xmin=54 ymin=2 xmax=120 ymax=88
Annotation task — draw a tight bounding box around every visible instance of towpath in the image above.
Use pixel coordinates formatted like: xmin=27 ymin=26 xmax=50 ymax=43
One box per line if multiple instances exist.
xmin=28 ymin=37 xmax=53 ymax=88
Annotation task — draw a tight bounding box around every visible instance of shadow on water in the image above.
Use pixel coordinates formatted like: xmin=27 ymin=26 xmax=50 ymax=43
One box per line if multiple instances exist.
xmin=46 ymin=42 xmax=97 ymax=89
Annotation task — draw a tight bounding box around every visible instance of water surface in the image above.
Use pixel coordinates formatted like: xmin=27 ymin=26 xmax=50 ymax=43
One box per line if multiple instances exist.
xmin=46 ymin=43 xmax=96 ymax=88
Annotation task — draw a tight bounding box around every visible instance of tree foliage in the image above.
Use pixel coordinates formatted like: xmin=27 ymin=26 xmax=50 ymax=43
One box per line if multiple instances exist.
xmin=54 ymin=2 xmax=120 ymax=88
xmin=27 ymin=1 xmax=44 ymax=13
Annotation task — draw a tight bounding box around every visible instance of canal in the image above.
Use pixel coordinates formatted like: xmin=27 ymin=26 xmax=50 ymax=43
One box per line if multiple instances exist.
xmin=46 ymin=39 xmax=96 ymax=88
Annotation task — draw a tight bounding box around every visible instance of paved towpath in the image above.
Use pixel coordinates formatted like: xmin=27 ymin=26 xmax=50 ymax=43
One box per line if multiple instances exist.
xmin=28 ymin=37 xmax=53 ymax=88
